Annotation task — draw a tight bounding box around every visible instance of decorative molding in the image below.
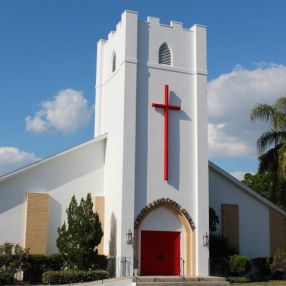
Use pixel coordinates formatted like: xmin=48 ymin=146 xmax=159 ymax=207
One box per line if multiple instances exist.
xmin=134 ymin=198 xmax=195 ymax=230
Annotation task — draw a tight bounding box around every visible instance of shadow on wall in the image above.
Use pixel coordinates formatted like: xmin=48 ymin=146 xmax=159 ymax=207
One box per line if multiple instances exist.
xmin=47 ymin=197 xmax=62 ymax=253
xmin=168 ymin=90 xmax=190 ymax=190
xmin=109 ymin=213 xmax=117 ymax=257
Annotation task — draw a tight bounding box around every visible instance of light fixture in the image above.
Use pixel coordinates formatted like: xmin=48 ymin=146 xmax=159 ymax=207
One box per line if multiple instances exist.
xmin=203 ymin=232 xmax=209 ymax=247
xmin=126 ymin=229 xmax=133 ymax=245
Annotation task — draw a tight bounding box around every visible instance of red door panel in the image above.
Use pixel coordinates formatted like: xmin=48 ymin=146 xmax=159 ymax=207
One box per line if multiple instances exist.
xmin=141 ymin=230 xmax=180 ymax=275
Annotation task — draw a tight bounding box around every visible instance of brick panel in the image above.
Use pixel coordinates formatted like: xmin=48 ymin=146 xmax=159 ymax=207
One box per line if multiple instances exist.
xmin=269 ymin=208 xmax=286 ymax=256
xmin=25 ymin=193 xmax=49 ymax=255
xmin=221 ymin=204 xmax=239 ymax=252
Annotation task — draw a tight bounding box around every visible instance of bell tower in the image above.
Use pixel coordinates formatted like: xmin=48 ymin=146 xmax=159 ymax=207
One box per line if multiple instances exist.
xmin=95 ymin=11 xmax=209 ymax=276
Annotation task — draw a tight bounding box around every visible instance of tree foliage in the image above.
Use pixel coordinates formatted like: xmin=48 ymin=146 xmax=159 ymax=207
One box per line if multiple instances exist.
xmin=242 ymin=172 xmax=273 ymax=201
xmin=209 ymin=207 xmax=219 ymax=232
xmin=56 ymin=193 xmax=103 ymax=270
xmin=250 ymin=97 xmax=286 ymax=207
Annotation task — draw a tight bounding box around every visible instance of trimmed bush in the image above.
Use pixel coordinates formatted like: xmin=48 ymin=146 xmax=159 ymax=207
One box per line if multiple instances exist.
xmin=251 ymin=257 xmax=271 ymax=280
xmin=209 ymin=235 xmax=237 ymax=258
xmin=24 ymin=253 xmax=64 ymax=284
xmin=271 ymin=249 xmax=286 ymax=280
xmin=229 ymin=255 xmax=250 ymax=276
xmin=0 ymin=270 xmax=13 ymax=285
xmin=91 ymin=254 xmax=107 ymax=270
xmin=227 ymin=276 xmax=251 ymax=283
xmin=42 ymin=270 xmax=108 ymax=285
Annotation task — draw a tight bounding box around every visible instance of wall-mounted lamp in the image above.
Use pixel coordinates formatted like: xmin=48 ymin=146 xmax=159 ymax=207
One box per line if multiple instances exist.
xmin=203 ymin=232 xmax=209 ymax=247
xmin=126 ymin=229 xmax=133 ymax=245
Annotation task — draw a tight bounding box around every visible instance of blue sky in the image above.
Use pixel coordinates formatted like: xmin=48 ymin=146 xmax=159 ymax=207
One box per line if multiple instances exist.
xmin=1 ymin=0 xmax=286 ymax=178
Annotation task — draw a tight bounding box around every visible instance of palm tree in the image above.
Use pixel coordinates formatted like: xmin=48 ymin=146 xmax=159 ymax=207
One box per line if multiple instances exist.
xmin=250 ymin=97 xmax=286 ymax=205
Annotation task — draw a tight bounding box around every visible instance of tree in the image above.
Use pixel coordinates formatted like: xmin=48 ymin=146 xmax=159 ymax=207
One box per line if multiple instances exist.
xmin=242 ymin=172 xmax=273 ymax=201
xmin=57 ymin=193 xmax=103 ymax=270
xmin=209 ymin=207 xmax=219 ymax=232
xmin=250 ymin=97 xmax=286 ymax=206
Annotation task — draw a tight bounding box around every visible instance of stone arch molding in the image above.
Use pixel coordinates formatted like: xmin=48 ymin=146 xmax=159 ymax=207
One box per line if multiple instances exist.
xmin=134 ymin=198 xmax=196 ymax=276
xmin=134 ymin=198 xmax=196 ymax=230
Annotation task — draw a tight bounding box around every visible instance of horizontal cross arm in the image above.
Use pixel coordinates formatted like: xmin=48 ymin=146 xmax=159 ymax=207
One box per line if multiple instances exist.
xmin=152 ymin=103 xmax=166 ymax=108
xmin=168 ymin=105 xmax=181 ymax=110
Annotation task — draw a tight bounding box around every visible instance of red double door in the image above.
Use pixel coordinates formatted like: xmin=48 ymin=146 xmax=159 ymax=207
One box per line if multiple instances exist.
xmin=141 ymin=230 xmax=180 ymax=276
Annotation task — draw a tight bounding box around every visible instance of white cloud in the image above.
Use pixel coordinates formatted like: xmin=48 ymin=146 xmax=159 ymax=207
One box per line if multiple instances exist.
xmin=0 ymin=147 xmax=40 ymax=176
xmin=25 ymin=89 xmax=92 ymax=134
xmin=208 ymin=64 xmax=286 ymax=158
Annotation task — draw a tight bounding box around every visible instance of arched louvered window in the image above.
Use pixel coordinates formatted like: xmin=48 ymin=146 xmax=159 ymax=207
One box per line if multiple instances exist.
xmin=159 ymin=43 xmax=172 ymax=65
xmin=112 ymin=52 xmax=116 ymax=72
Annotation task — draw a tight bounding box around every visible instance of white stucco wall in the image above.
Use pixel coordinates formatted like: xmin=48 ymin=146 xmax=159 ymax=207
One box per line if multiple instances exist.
xmin=209 ymin=164 xmax=270 ymax=258
xmin=0 ymin=137 xmax=106 ymax=254
xmin=95 ymin=11 xmax=138 ymax=259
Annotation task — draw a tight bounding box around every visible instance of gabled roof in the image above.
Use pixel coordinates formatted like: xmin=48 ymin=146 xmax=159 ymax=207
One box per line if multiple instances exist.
xmin=0 ymin=133 xmax=107 ymax=184
xmin=209 ymin=160 xmax=286 ymax=216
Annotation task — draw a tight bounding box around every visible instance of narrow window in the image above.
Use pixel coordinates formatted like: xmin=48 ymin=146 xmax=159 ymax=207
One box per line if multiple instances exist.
xmin=159 ymin=43 xmax=172 ymax=65
xmin=112 ymin=52 xmax=116 ymax=72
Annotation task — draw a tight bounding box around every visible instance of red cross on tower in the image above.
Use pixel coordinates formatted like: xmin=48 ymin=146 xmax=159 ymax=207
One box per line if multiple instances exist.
xmin=152 ymin=85 xmax=181 ymax=181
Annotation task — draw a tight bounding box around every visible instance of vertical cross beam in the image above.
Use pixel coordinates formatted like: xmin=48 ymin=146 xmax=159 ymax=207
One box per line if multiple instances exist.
xmin=152 ymin=85 xmax=181 ymax=181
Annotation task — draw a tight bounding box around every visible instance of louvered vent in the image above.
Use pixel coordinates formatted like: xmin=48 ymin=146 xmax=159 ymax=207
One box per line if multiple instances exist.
xmin=159 ymin=43 xmax=172 ymax=65
xmin=112 ymin=53 xmax=116 ymax=72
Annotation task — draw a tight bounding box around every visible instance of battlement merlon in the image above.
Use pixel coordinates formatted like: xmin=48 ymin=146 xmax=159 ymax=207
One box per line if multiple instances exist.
xmin=98 ymin=11 xmax=207 ymax=44
xmin=191 ymin=24 xmax=207 ymax=75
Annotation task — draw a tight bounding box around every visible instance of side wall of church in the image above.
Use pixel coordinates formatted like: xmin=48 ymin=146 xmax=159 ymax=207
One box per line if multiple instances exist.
xmin=209 ymin=165 xmax=271 ymax=257
xmin=0 ymin=139 xmax=105 ymax=254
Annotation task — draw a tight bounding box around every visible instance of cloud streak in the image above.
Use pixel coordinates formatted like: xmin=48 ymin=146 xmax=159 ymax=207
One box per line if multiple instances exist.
xmin=26 ymin=89 xmax=92 ymax=134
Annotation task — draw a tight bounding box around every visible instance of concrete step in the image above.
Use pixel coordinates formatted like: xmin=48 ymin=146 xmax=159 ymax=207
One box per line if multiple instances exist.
xmin=134 ymin=276 xmax=230 ymax=286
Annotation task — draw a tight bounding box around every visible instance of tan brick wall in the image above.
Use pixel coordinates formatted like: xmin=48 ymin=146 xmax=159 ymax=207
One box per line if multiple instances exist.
xmin=269 ymin=208 xmax=286 ymax=256
xmin=221 ymin=204 xmax=239 ymax=252
xmin=94 ymin=196 xmax=105 ymax=255
xmin=25 ymin=193 xmax=49 ymax=255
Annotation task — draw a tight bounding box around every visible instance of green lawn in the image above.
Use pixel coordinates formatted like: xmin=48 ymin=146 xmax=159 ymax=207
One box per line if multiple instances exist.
xmin=232 ymin=281 xmax=286 ymax=285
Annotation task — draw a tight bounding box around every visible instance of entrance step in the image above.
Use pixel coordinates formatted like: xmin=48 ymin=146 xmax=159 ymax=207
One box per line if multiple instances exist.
xmin=134 ymin=276 xmax=230 ymax=286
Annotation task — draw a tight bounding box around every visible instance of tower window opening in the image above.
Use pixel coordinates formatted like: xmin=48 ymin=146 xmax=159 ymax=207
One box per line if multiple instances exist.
xmin=159 ymin=43 xmax=172 ymax=65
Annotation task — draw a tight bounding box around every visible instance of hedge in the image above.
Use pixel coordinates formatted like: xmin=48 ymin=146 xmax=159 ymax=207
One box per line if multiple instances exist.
xmin=227 ymin=276 xmax=251 ymax=283
xmin=42 ymin=270 xmax=108 ymax=285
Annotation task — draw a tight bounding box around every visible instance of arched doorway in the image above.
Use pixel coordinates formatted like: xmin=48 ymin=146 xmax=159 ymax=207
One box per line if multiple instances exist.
xmin=134 ymin=198 xmax=196 ymax=276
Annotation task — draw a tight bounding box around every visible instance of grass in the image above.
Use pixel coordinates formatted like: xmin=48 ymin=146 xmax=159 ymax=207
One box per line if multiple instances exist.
xmin=232 ymin=281 xmax=286 ymax=285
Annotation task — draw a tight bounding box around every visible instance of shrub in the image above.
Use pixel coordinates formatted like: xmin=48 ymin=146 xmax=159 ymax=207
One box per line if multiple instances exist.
xmin=271 ymin=249 xmax=286 ymax=269
xmin=209 ymin=235 xmax=237 ymax=258
xmin=0 ymin=242 xmax=29 ymax=282
xmin=227 ymin=276 xmax=251 ymax=283
xmin=24 ymin=253 xmax=64 ymax=284
xmin=229 ymin=255 xmax=250 ymax=276
xmin=251 ymin=257 xmax=271 ymax=280
xmin=42 ymin=270 xmax=108 ymax=285
xmin=90 ymin=254 xmax=107 ymax=270
xmin=57 ymin=194 xmax=103 ymax=270
xmin=0 ymin=270 xmax=13 ymax=285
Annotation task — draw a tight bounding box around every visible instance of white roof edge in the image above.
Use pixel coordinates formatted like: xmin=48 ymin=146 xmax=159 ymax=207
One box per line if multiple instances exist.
xmin=0 ymin=133 xmax=108 ymax=184
xmin=209 ymin=160 xmax=286 ymax=216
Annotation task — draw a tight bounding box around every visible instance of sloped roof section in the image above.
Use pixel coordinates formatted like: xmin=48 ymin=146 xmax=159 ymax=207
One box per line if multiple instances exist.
xmin=209 ymin=160 xmax=286 ymax=216
xmin=0 ymin=133 xmax=107 ymax=184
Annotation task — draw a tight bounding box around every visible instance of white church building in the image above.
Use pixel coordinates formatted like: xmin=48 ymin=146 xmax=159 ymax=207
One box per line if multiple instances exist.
xmin=0 ymin=11 xmax=286 ymax=277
